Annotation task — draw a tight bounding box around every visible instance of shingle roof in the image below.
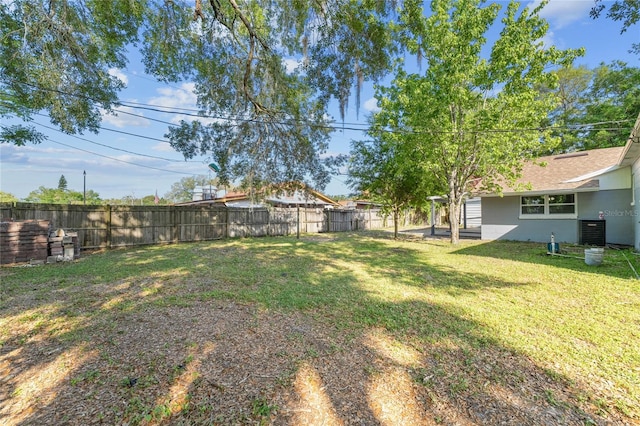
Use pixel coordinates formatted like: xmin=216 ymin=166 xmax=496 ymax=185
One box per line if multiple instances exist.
xmin=174 ymin=187 xmax=338 ymax=207
xmin=493 ymin=146 xmax=625 ymax=195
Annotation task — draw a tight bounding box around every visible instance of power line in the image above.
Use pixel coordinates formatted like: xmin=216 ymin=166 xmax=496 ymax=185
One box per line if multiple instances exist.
xmin=114 ymin=101 xmax=635 ymax=135
xmin=47 ymin=138 xmax=198 ymax=175
xmin=31 ymin=119 xmax=201 ymax=163
xmin=117 ymin=98 xmax=373 ymax=129
xmin=3 ymin=77 xmax=637 ymax=135
xmin=111 ymin=107 xmax=190 ymax=127
xmin=113 ymin=101 xmax=360 ymax=131
xmin=3 ymin=78 xmax=363 ymax=131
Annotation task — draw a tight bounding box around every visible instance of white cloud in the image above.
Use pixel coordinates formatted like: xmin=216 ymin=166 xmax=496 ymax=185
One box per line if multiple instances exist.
xmin=101 ymin=105 xmax=151 ymax=128
xmin=363 ymin=97 xmax=380 ymax=113
xmin=0 ymin=144 xmax=29 ymax=164
xmin=148 ymin=83 xmax=222 ymax=125
xmin=529 ymin=0 xmax=591 ymax=29
xmin=319 ymin=150 xmax=347 ymax=160
xmin=0 ymin=143 xmax=72 ymax=165
xmin=283 ymin=57 xmax=300 ymax=73
xmin=540 ymin=30 xmax=556 ymax=49
xmin=152 ymin=142 xmax=174 ymax=152
xmin=148 ymin=83 xmax=204 ymax=125
xmin=149 ymin=83 xmax=198 ymax=109
xmin=108 ymin=68 xmax=129 ymax=86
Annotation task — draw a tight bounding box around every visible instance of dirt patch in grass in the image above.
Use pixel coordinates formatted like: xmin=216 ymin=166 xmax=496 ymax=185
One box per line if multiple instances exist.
xmin=1 ymin=296 xmax=628 ymax=425
xmin=2 ymin=235 xmax=638 ymax=425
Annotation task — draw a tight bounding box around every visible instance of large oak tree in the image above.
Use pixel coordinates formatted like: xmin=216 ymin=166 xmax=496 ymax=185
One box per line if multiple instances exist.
xmin=1 ymin=0 xmax=142 ymax=143
xmin=1 ymin=0 xmax=397 ymax=190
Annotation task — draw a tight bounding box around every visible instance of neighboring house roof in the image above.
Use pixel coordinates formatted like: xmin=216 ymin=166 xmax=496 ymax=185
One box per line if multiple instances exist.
xmin=263 ymin=189 xmax=338 ymax=207
xmin=484 ymin=146 xmax=626 ymax=196
xmin=617 ymin=112 xmax=640 ymax=167
xmin=352 ymin=200 xmax=383 ymax=209
xmin=212 ymin=191 xmax=254 ymax=206
xmin=175 ymin=186 xmax=339 ymax=208
xmin=338 ymin=200 xmax=356 ymax=209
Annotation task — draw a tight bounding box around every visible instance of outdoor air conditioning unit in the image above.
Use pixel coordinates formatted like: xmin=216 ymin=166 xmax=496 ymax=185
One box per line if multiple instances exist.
xmin=579 ymin=220 xmax=606 ymax=246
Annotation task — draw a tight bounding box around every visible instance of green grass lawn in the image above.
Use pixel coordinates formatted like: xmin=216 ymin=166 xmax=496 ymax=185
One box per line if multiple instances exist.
xmin=2 ymin=231 xmax=639 ymax=423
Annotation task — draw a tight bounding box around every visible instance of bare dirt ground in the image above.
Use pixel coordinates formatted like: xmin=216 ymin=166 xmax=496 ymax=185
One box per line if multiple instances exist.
xmin=2 ymin=289 xmax=635 ymax=426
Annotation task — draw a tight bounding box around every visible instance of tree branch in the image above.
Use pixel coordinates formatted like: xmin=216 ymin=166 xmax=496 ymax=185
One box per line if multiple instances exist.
xmin=205 ymin=0 xmax=270 ymax=113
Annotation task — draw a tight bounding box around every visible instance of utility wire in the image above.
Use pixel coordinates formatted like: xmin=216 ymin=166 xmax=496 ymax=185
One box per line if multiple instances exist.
xmin=114 ymin=99 xmax=636 ymax=134
xmin=31 ymin=119 xmax=201 ymax=163
xmin=113 ymin=102 xmax=634 ymax=136
xmin=47 ymin=138 xmax=197 ymax=175
xmin=128 ymin=74 xmax=356 ymax=125
xmin=3 ymin=77 xmax=637 ymax=135
xmin=3 ymin=78 xmax=349 ymax=130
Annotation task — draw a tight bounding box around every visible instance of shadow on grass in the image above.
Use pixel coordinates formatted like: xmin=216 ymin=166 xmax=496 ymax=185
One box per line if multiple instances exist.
xmin=452 ymin=239 xmax=640 ymax=280
xmin=0 ymin=233 xmax=634 ymax=425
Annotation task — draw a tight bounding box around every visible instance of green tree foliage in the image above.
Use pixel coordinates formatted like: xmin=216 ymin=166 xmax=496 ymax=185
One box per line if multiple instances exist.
xmin=151 ymin=1 xmax=396 ymax=190
xmin=108 ymin=194 xmax=167 ymax=205
xmin=538 ymin=65 xmax=593 ymax=153
xmin=2 ymin=0 xmax=397 ymax=190
xmin=583 ymin=61 xmax=640 ymax=150
xmin=141 ymin=194 xmax=163 ymax=205
xmin=591 ymin=0 xmax=640 ymax=54
xmin=57 ymin=174 xmax=68 ymax=190
xmin=326 ymin=194 xmax=349 ymax=202
xmin=0 ymin=191 xmax=18 ymax=203
xmin=367 ymin=0 xmax=581 ymax=244
xmin=542 ymin=62 xmax=640 ymax=152
xmin=165 ymin=175 xmax=220 ymax=204
xmin=104 ymin=195 xmax=138 ymax=206
xmin=24 ymin=186 xmax=101 ymax=204
xmin=349 ymin=126 xmax=438 ymax=238
xmin=0 ymin=124 xmax=46 ymax=145
xmin=1 ymin=0 xmax=143 ymax=144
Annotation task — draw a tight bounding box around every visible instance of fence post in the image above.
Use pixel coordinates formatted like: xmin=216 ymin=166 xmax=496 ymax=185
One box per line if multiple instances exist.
xmin=105 ymin=204 xmax=112 ymax=249
xmin=296 ymin=206 xmax=300 ymax=239
xmin=267 ymin=207 xmax=271 ymax=237
xmin=225 ymin=207 xmax=229 ymax=239
xmin=172 ymin=206 xmax=178 ymax=243
xmin=326 ymin=209 xmax=330 ymax=233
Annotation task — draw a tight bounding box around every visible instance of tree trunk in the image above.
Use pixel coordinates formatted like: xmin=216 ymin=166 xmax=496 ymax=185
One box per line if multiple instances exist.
xmin=447 ymin=170 xmax=462 ymax=244
xmin=449 ymin=199 xmax=460 ymax=244
xmin=393 ymin=207 xmax=399 ymax=239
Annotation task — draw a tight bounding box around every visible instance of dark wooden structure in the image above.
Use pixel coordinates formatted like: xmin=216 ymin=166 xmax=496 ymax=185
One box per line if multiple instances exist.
xmin=0 ymin=220 xmax=50 ymax=264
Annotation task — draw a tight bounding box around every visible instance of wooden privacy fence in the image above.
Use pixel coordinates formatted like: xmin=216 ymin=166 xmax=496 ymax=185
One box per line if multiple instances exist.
xmin=0 ymin=203 xmax=391 ymax=251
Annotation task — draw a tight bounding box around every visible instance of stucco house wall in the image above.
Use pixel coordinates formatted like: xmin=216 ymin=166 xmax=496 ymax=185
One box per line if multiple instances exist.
xmin=481 ymin=189 xmax=633 ymax=245
xmin=578 ymin=190 xmax=633 ymax=245
xmin=481 ymin=196 xmax=576 ymax=242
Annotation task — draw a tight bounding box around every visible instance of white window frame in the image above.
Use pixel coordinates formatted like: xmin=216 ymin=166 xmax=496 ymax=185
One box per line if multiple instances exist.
xmin=519 ymin=193 xmax=577 ymax=219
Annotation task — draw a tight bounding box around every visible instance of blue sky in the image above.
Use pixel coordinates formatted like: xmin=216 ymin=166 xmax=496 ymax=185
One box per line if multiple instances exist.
xmin=1 ymin=0 xmax=639 ymax=201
